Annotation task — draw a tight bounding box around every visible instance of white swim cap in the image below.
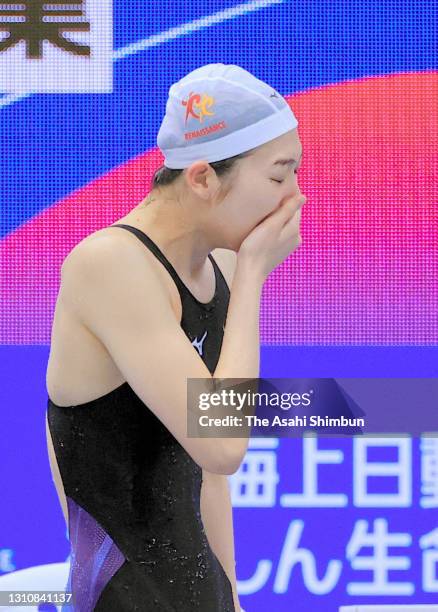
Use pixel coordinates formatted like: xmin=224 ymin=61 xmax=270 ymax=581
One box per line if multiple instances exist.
xmin=157 ymin=63 xmax=298 ymax=170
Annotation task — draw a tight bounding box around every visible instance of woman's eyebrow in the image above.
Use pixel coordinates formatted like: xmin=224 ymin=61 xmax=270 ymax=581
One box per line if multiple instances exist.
xmin=272 ymin=151 xmax=303 ymax=166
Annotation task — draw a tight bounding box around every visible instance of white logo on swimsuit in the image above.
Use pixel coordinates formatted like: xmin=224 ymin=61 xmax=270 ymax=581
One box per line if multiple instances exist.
xmin=192 ymin=330 xmax=208 ymax=356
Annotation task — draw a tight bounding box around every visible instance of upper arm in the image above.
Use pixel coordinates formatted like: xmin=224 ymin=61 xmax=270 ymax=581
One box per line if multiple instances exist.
xmin=61 ymin=236 xmax=236 ymax=475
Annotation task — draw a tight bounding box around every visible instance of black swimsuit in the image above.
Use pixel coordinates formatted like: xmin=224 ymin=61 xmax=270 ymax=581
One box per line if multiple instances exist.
xmin=46 ymin=224 xmax=234 ymax=611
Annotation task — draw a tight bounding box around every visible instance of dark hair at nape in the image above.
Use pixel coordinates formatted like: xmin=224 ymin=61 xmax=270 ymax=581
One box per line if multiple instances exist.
xmin=150 ymin=149 xmax=253 ymax=191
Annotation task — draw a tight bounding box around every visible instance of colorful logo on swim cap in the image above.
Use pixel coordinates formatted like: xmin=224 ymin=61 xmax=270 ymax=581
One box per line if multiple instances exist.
xmin=182 ymin=91 xmax=215 ymax=124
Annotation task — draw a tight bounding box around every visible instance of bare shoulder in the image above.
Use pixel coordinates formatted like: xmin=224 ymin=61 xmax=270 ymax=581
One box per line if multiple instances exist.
xmin=58 ymin=228 xmax=173 ymax=319
xmin=210 ymin=248 xmax=237 ymax=290
xmin=59 ymin=232 xmax=237 ymax=317
xmin=60 ymin=227 xmax=120 ymax=275
xmin=61 ymin=226 xmax=168 ymax=283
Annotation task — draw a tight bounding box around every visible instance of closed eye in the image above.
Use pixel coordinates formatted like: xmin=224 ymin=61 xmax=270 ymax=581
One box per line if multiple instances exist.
xmin=271 ymin=168 xmax=300 ymax=184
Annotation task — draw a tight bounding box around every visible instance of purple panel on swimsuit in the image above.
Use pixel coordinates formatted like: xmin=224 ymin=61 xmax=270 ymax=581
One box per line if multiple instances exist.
xmin=62 ymin=496 xmax=126 ymax=611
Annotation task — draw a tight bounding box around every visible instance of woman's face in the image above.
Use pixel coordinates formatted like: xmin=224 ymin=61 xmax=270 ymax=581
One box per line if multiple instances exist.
xmin=215 ymin=128 xmax=305 ymax=251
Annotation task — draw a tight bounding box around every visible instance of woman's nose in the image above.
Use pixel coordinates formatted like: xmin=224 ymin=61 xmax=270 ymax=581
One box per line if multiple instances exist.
xmin=290 ymin=193 xmax=307 ymax=208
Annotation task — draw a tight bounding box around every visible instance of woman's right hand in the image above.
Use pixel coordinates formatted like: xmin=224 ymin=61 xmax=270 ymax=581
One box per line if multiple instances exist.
xmin=237 ymin=193 xmax=307 ymax=281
